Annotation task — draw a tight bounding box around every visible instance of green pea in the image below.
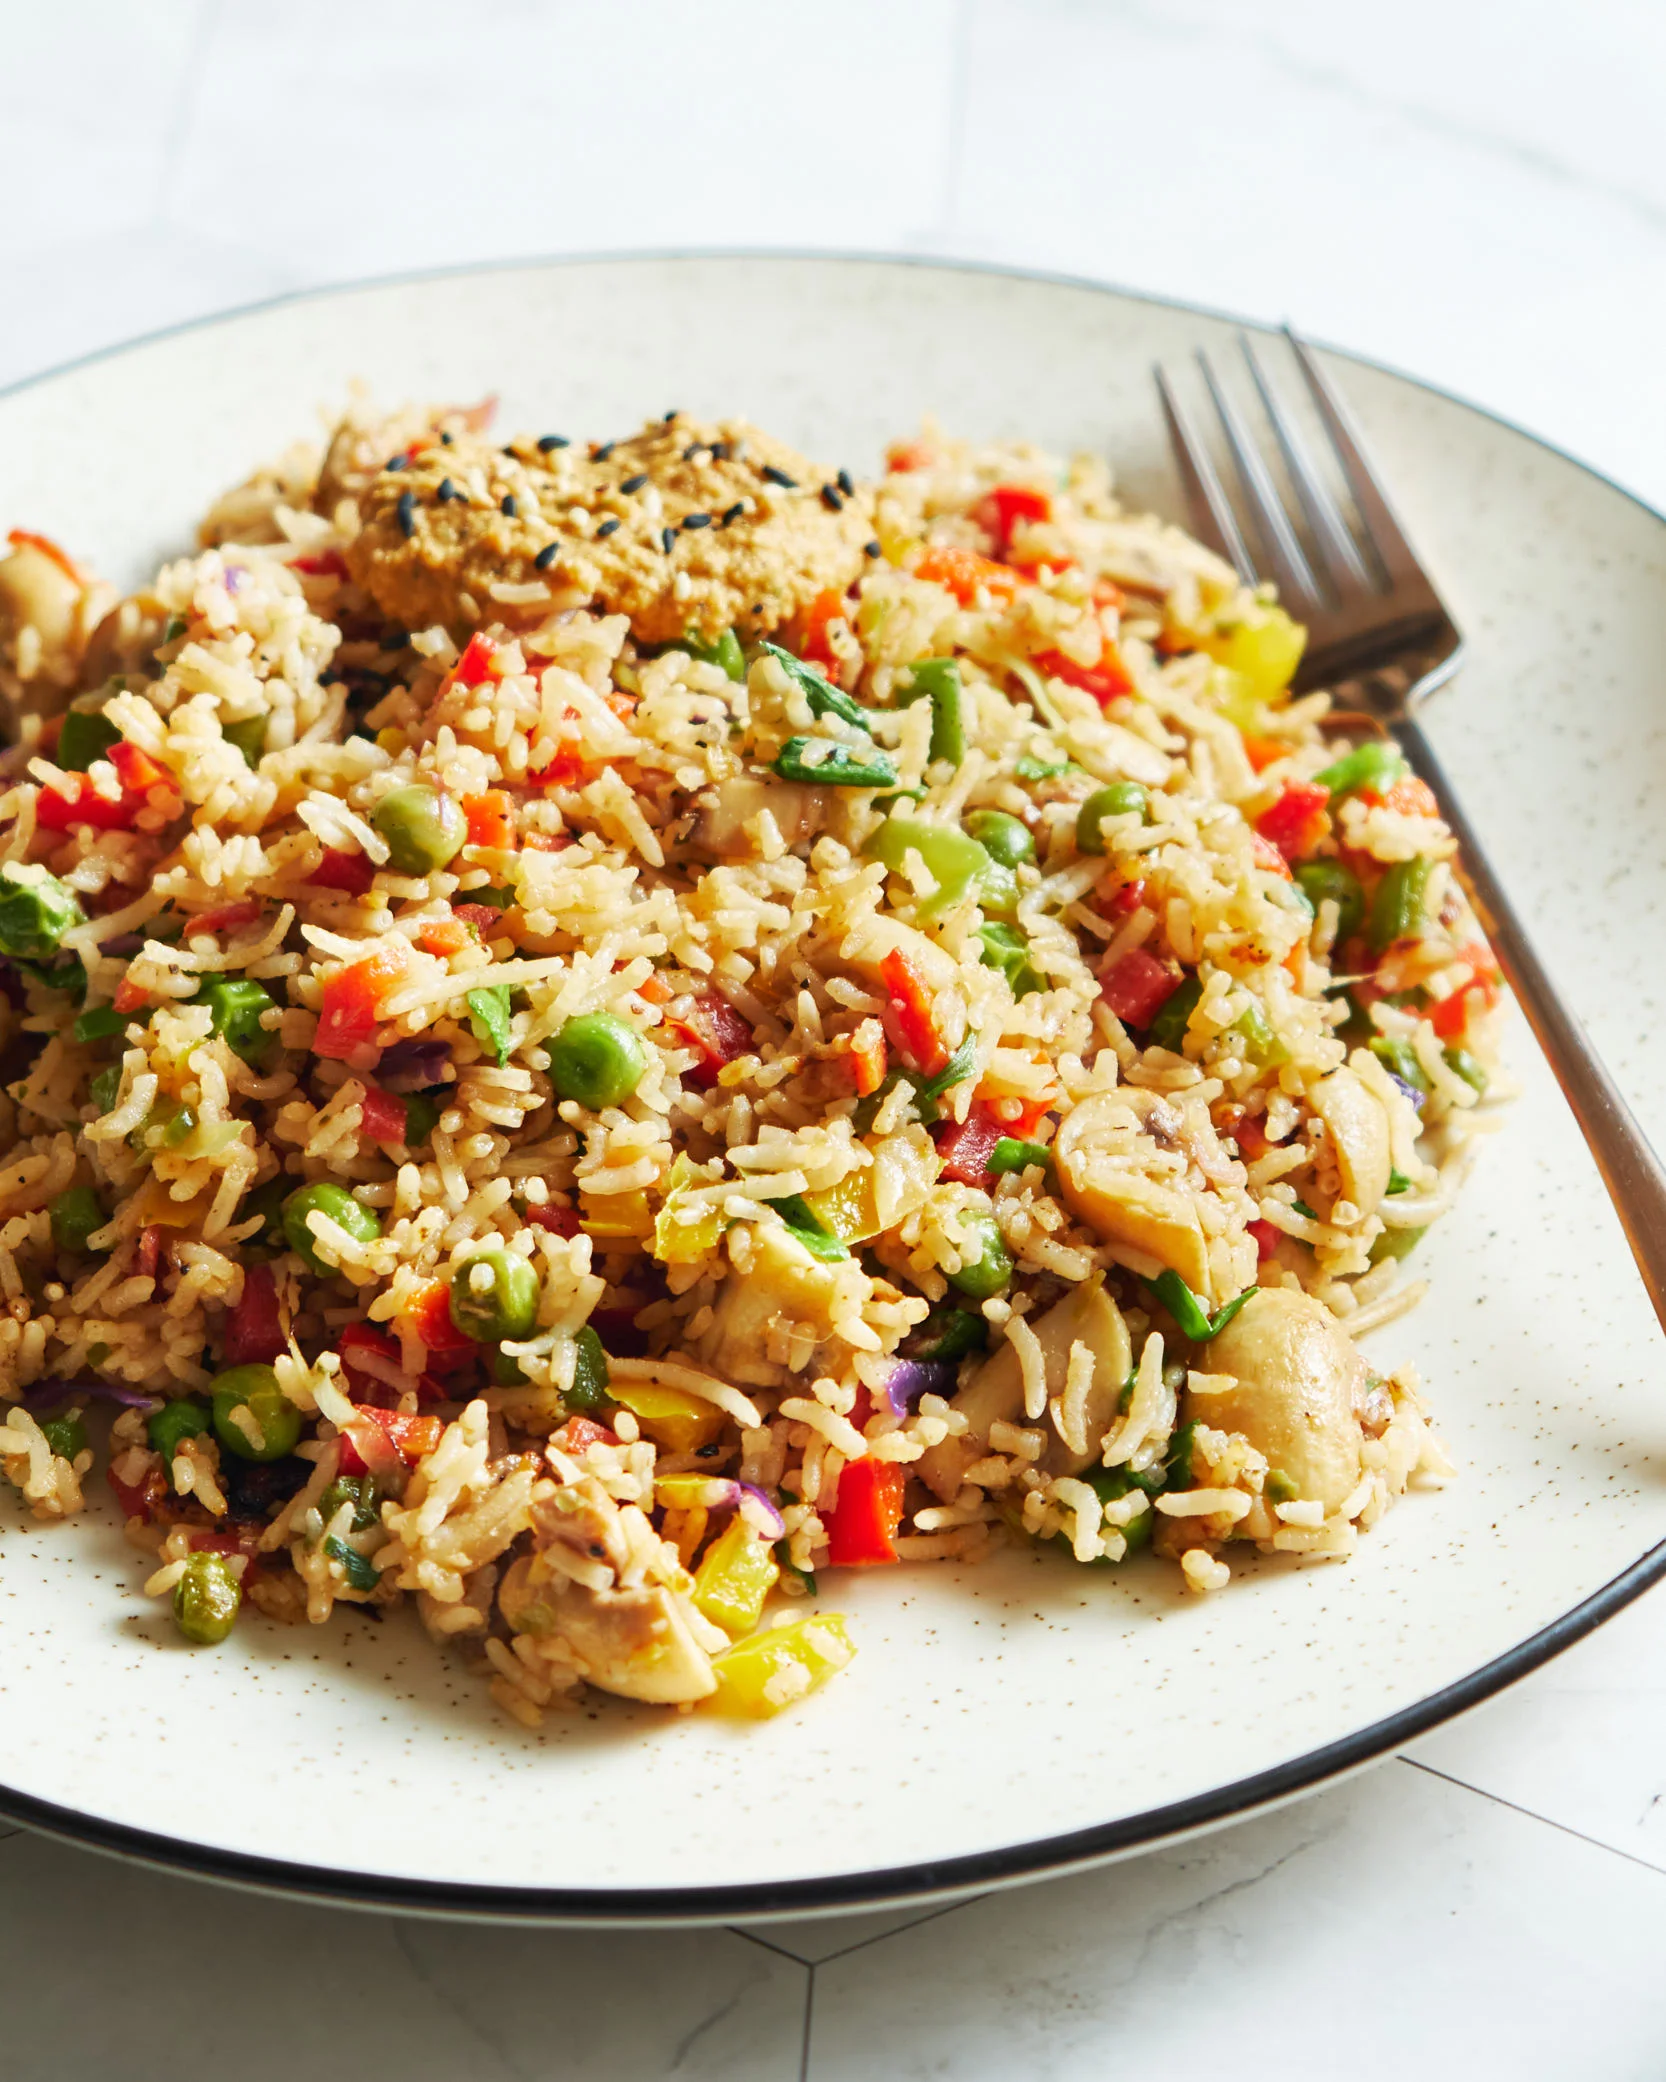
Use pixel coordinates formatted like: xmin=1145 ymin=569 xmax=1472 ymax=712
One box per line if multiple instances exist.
xmin=965 ymin=809 xmax=1034 ymax=869
xmin=0 ymin=871 xmax=84 ymax=961
xmin=1367 ymin=855 xmax=1434 ymax=954
xmin=147 ymin=1398 xmax=212 ymax=1458
xmin=1313 ymin=740 xmax=1406 ymax=801
xmin=402 ymin=1091 xmax=442 ymax=1146
xmin=89 ymin=1065 xmax=122 ymax=1115
xmin=1075 ymin=782 xmax=1148 ymax=855
xmin=210 ymin=1363 xmax=303 ymax=1462
xmin=945 ymin=1211 xmax=1012 ymax=1301
xmin=371 ymin=784 xmax=467 ymax=875
xmin=1444 ymin=1046 xmax=1488 ymax=1096
xmin=57 ymin=708 xmax=121 ymax=772
xmin=679 ymin=627 xmax=746 ymax=682
xmin=546 ymin=1011 xmax=648 ymax=1110
xmin=567 ymin=1325 xmax=613 ymax=1414
xmin=197 ymin=975 xmax=277 ymax=1065
xmin=39 ymin=1413 xmax=87 ymax=1462
xmin=978 ymin=920 xmax=1044 ymax=999
xmin=1294 ymin=861 xmax=1365 ymax=944
xmin=222 ymin=716 xmax=267 ymax=768
xmin=318 ymin=1475 xmax=379 ymax=1534
xmin=1148 ymin=975 xmax=1203 ymax=1052
xmin=173 ymin=1550 xmax=242 ymax=1645
xmin=49 ymin=1185 xmax=105 ymax=1255
xmin=449 ymin=1243 xmax=540 ymax=1342
xmin=897 ymin=658 xmax=965 ymax=766
xmin=282 ymin=1181 xmax=382 ymax=1276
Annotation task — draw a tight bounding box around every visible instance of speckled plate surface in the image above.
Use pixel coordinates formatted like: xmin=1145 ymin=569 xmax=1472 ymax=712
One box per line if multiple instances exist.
xmin=2 ymin=255 xmax=1664 ymax=1925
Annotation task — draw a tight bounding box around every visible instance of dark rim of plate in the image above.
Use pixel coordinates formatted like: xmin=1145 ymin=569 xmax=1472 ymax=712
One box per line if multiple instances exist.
xmin=2 ymin=247 xmax=1663 ymax=1926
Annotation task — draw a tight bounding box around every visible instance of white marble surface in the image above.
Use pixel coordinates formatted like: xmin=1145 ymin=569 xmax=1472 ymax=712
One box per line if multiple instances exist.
xmin=3 ymin=2 xmax=1665 ymax=2073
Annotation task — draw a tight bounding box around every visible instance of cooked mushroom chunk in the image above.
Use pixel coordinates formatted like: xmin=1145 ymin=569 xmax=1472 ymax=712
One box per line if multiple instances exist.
xmin=917 ymin=1276 xmax=1131 ymax=1500
xmin=1054 ymin=1090 xmax=1214 ymax=1296
xmin=1313 ymin=1064 xmax=1391 ymax=1218
xmin=499 ymin=1558 xmax=718 ymax=1704
xmin=1202 ymin=1288 xmax=1366 ymax=1512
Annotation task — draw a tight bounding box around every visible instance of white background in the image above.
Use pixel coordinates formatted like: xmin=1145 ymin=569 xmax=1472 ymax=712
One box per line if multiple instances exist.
xmin=4 ymin=3 xmax=1666 ymax=2074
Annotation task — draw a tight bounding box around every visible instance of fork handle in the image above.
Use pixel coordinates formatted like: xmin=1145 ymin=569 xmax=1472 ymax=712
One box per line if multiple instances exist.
xmin=1398 ymin=711 xmax=1666 ymax=1330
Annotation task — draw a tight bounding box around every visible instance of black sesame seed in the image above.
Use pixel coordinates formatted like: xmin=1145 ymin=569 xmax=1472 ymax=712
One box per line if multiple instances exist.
xmin=385 ymin=455 xmax=406 ymax=472
xmin=837 ymin=468 xmax=855 ymax=498
xmin=682 ymin=443 xmax=706 ymax=462
xmin=718 ymin=501 xmax=746 ymax=528
xmin=596 ymin=517 xmax=622 ymax=539
xmin=439 ymin=430 xmax=453 ymax=446
xmin=500 ymin=495 xmax=518 ymax=518
xmin=761 ymin=465 xmax=798 ymax=489
xmin=593 ymin=442 xmax=615 ymax=462
xmin=710 ymin=441 xmax=731 ymax=462
xmin=619 ymin=472 xmax=649 ymax=495
xmin=500 ymin=444 xmax=518 ymax=457
xmin=661 ymin=527 xmax=676 ymax=554
xmin=820 ymin=483 xmax=844 ymax=511
xmin=536 ymin=435 xmax=569 ymax=452
xmin=437 ymin=476 xmax=459 ymax=503
xmin=534 ymin=543 xmax=561 ymax=571
xmin=864 ymin=539 xmax=882 ymax=558
xmin=664 ymin=409 xmax=680 ymax=421
xmin=396 ymin=490 xmax=417 ymax=538
xmin=682 ymin=512 xmax=713 ymax=532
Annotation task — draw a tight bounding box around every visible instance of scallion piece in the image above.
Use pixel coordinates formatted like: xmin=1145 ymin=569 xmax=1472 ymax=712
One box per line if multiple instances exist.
xmin=773 ymin=737 xmax=897 ymax=788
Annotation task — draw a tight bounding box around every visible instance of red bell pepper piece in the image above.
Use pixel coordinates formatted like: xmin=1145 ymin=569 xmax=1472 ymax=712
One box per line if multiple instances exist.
xmin=186 ymin=897 xmax=263 ymax=937
xmin=312 ymin=940 xmax=411 ymax=1061
xmin=525 ymin=1203 xmax=581 ymax=1238
xmin=1034 ymin=644 xmax=1133 ymax=706
xmin=977 ymin=483 xmax=1051 ymax=557
xmin=136 ymin=1225 xmax=164 ymax=1281
xmin=1250 ymin=832 xmax=1294 ymax=880
xmin=310 ymin=848 xmax=376 ymax=895
xmin=416 ymin=916 xmax=473 ymax=959
xmin=666 ymin=993 xmax=754 ymax=1087
xmin=551 ymin=1415 xmax=617 ymax=1454
xmin=934 ymin=1107 xmax=1004 ymax=1187
xmin=849 ymin=1021 xmax=887 ymax=1097
xmin=461 ymin=789 xmax=514 ymax=849
xmin=107 ymin=1459 xmax=165 ymax=1523
xmin=451 ymin=632 xmax=499 ymax=689
xmin=1255 ymin=780 xmax=1331 ymax=863
xmin=885 ymin=440 xmax=933 ymax=473
xmin=914 ymin=544 xmax=1022 ymax=607
xmin=879 ymin=949 xmax=946 ymax=1075
xmin=798 ymin=588 xmax=848 ymax=668
xmin=979 ymin=1089 xmax=1053 ymax=1137
xmin=401 ymin=1276 xmax=477 ymax=1355
xmin=824 ymin=1458 xmax=907 ymax=1567
xmin=337 ymin=1405 xmax=444 ymax=1475
xmin=1099 ymin=949 xmax=1181 ymax=1027
xmin=1096 ymin=876 xmax=1148 ymax=922
xmin=108 ymin=741 xmax=165 ymax=794
xmin=223 ymin=1262 xmax=285 ymax=1365
xmin=112 ymin=974 xmax=150 ymax=1014
xmin=35 ymin=773 xmax=132 ymax=832
xmin=290 ymin=548 xmax=349 ymax=579
xmin=529 ymin=746 xmax=588 ymax=787
xmin=1247 ymin=1218 xmax=1281 ymax=1264
xmin=340 ymin=1321 xmax=403 ymax=1399
xmin=450 ymin=903 xmax=499 ymax=935
xmin=357 ymin=1085 xmax=409 ymax=1144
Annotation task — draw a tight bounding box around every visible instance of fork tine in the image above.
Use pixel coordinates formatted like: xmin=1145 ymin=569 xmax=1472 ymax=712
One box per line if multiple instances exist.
xmin=1154 ymin=364 xmax=1257 ymax=583
xmin=1195 ymin=349 xmax=1320 ymax=613
xmin=1284 ymin=329 xmax=1428 ymax=592
xmin=1239 ymin=333 xmax=1375 ymax=597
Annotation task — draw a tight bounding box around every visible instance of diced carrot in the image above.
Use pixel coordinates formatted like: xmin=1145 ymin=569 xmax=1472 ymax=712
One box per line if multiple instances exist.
xmin=530 ymin=747 xmax=587 ymax=787
xmin=886 ymin=440 xmax=934 ymax=473
xmin=635 ymin=971 xmax=673 ymax=1006
xmin=310 ymin=848 xmax=376 ymax=895
xmin=1241 ymin=734 xmax=1288 ymax=773
xmin=914 ymin=544 xmax=1022 ymax=607
xmin=112 ymin=975 xmax=150 ymax=1015
xmin=1381 ymin=775 xmax=1440 ymax=819
xmin=400 ymin=1276 xmax=477 ymax=1355
xmin=108 ymin=741 xmax=166 ymax=794
xmin=1034 ymin=644 xmax=1133 ymax=706
xmin=1099 ymin=949 xmax=1181 ymax=1027
xmin=451 ymin=632 xmax=499 ymax=690
xmin=462 ymin=789 xmax=514 ymax=849
xmin=552 ymin=1415 xmax=616 ymax=1453
xmin=312 ymin=940 xmax=412 ymax=1061
xmin=798 ymin=588 xmax=849 ymax=668
xmin=1255 ymin=780 xmax=1331 ymax=863
xmin=849 ymin=1020 xmax=887 ymax=1098
xmin=879 ymin=949 xmax=946 ymax=1075
xmin=416 ymin=916 xmax=473 ymax=959
xmin=666 ymin=993 xmax=754 ymax=1087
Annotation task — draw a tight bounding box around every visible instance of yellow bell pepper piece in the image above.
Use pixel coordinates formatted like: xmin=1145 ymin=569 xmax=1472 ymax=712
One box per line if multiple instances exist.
xmin=692 ymin=1517 xmax=781 ymax=1637
xmin=608 ymin=1379 xmax=725 ymax=1454
xmin=805 ymin=1132 xmax=940 ymax=1245
xmin=654 ymin=1473 xmax=737 ymax=1512
xmin=1201 ymin=603 xmax=1306 ymax=707
xmin=581 ymin=1188 xmax=653 ymax=1240
xmin=708 ymin=1613 xmax=856 ymax=1718
xmin=652 ymin=1154 xmax=725 ymax=1266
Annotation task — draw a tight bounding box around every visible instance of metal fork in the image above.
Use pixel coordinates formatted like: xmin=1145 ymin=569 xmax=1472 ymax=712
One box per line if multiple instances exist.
xmin=1157 ymin=329 xmax=1666 ymax=1333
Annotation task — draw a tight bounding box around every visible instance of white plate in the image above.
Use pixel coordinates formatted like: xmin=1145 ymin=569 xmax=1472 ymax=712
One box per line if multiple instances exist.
xmin=2 ymin=255 xmax=1664 ymax=1924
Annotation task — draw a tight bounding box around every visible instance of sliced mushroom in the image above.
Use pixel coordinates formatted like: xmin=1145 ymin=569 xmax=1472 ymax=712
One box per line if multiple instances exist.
xmin=917 ymin=1276 xmax=1131 ymax=1500
xmin=499 ymin=1558 xmax=717 ymax=1704
xmin=1200 ymin=1288 xmax=1365 ymax=1512
xmin=698 ymin=1222 xmax=848 ymax=1387
xmin=691 ymin=774 xmax=828 ymax=860
xmin=1312 ymin=1063 xmax=1391 ymax=1217
xmin=1054 ymin=1090 xmax=1213 ymax=1297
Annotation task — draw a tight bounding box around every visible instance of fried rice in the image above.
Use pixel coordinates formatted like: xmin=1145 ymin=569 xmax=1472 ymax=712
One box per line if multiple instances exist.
xmin=0 ymin=400 xmax=1500 ymax=1722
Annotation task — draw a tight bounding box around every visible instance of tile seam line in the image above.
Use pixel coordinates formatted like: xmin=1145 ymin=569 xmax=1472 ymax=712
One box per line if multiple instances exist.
xmin=800 ymin=1961 xmax=815 ymax=2082
xmin=728 ymin=1926 xmax=811 ymax=1968
xmin=1400 ymin=1755 xmax=1666 ymax=1881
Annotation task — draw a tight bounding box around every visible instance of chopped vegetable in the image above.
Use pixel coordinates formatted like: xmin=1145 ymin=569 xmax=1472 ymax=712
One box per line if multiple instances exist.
xmin=866 ymin=813 xmax=1009 ymax=916
xmin=914 ymin=543 xmax=1021 ymax=606
xmin=223 ymin=1261 xmax=284 ymax=1365
xmin=1148 ymin=974 xmax=1204 ymax=1052
xmin=1443 ymin=1045 xmax=1488 ymax=1095
xmin=450 ymin=1243 xmax=540 ymax=1342
xmin=57 ymin=708 xmax=121 ymax=771
xmin=147 ymin=1397 xmax=211 ymax=1458
xmin=1144 ymin=1270 xmax=1257 ymax=1341
xmin=1369 ymin=1224 xmax=1426 ymax=1265
xmin=896 ymin=657 xmax=965 ymax=765
xmin=372 ymin=784 xmax=467 ymax=874
xmin=466 ymin=983 xmax=515 ymax=1066
xmin=965 ymin=809 xmax=1034 ymax=868
xmin=546 ymin=1010 xmax=648 ymax=1108
xmin=1099 ymin=949 xmax=1181 ymax=1029
xmin=310 ymin=848 xmax=376 ymax=895
xmin=759 ymin=639 xmax=872 ymax=733
xmin=1015 ymin=754 xmax=1072 ymax=781
xmin=1386 ymin=1169 xmax=1412 ymax=1195
xmin=824 ymin=1458 xmax=907 ymax=1566
xmin=38 ymin=1413 xmax=87 ymax=1463
xmin=1294 ymin=860 xmax=1365 ymax=943
xmin=1202 ymin=603 xmax=1306 ymax=702
xmin=653 ymin=1153 xmax=725 ymax=1266
xmin=666 ymin=992 xmax=752 ymax=1087
xmin=988 ymin=1137 xmax=1051 ymax=1177
xmin=607 ymin=1378 xmax=723 ymax=1454
xmin=173 ymin=1551 xmax=242 ymax=1645
xmin=945 ymin=1209 xmax=1012 ymax=1300
xmin=281 ymin=1181 xmax=382 ymax=1276
xmin=880 ymin=947 xmax=946 ymax=1074
xmin=1367 ymin=856 xmax=1433 ymax=953
xmin=323 ymin=1534 xmax=380 ymax=1592
xmin=681 ymin=626 xmax=747 ymax=681
xmin=935 ymin=1109 xmax=1004 ymax=1187
xmin=708 ymin=1612 xmax=855 ymax=1717
xmin=358 ymin=1085 xmax=410 ymax=1145
xmin=461 ymin=789 xmax=515 ymax=849
xmin=223 ymin=716 xmax=267 ymax=768
xmin=338 ymin=1406 xmax=443 ymax=1474
xmin=1229 ymin=1000 xmax=1290 ymax=1068
xmin=72 ymin=1004 xmax=130 ymax=1043
xmin=209 ymin=1363 xmax=303 ymax=1462
xmin=692 ymin=1517 xmax=780 ymax=1635
xmin=978 ymin=919 xmax=1044 ymax=1000
xmin=312 ymin=941 xmax=411 ymax=1060
xmin=1314 ymin=740 xmax=1405 ymax=800
xmin=197 ymin=975 xmax=277 ymax=1066
xmin=773 ymin=737 xmax=897 ymax=788
xmin=1368 ymin=1033 xmax=1429 ymax=1091
xmin=1075 ymin=780 xmax=1148 ymax=854
xmin=49 ymin=1185 xmax=104 ymax=1255
xmin=566 ymin=1326 xmax=614 ymax=1415
xmin=1255 ymin=779 xmax=1330 ymax=862
xmin=913 ymin=1030 xmax=980 ymax=1124
xmin=0 ymin=871 xmax=84 ymax=962
xmin=979 ymin=482 xmax=1051 ymax=554
xmin=1035 ymin=643 xmax=1133 ymax=706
